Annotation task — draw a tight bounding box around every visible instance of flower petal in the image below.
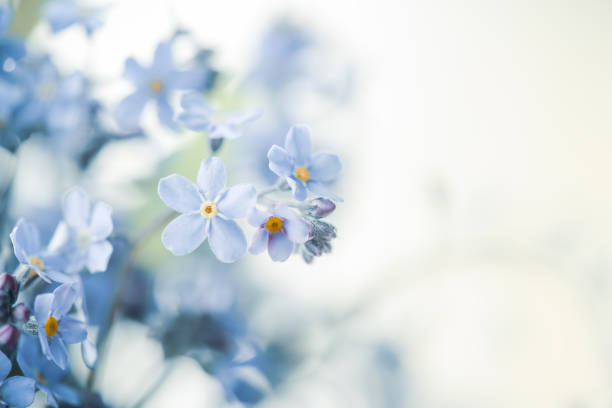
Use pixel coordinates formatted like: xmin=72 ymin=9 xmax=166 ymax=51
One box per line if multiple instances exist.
xmin=267 ymin=145 xmax=293 ymax=178
xmin=89 ymin=202 xmax=113 ymax=241
xmin=273 ymin=205 xmax=312 ymax=244
xmin=209 ymin=218 xmax=247 ymax=263
xmin=158 ymin=174 xmax=202 ymax=213
xmin=249 ymin=228 xmax=268 ymax=255
xmin=197 ymin=157 xmax=226 ymax=201
xmin=9 ymin=218 xmax=40 ymax=264
xmin=38 ymin=331 xmax=52 ymax=363
xmin=217 ymin=184 xmax=256 ymax=219
xmin=51 ymin=283 xmax=77 ymax=318
xmin=161 ymin=213 xmax=208 ymax=256
xmin=81 ymin=339 xmax=97 ymax=369
xmin=48 ymin=336 xmax=68 ymax=369
xmin=177 ymin=112 xmax=211 ymax=131
xmin=34 ymin=293 xmax=53 ymax=325
xmin=268 ymin=232 xmax=293 ymax=262
xmin=63 ymin=187 xmax=90 ymax=228
xmin=284 ymin=125 xmax=311 ymax=166
xmin=156 ymin=97 xmax=176 ymax=129
xmin=170 ymin=69 xmax=207 ymax=89
xmin=114 ymin=90 xmax=149 ymax=131
xmin=308 ymin=152 xmax=341 ymax=183
xmin=87 ymin=240 xmax=113 ymax=273
xmin=247 ymin=207 xmax=270 ymax=227
xmin=287 ymin=177 xmax=307 ymax=201
xmin=123 ymin=57 xmax=147 ymax=87
xmin=0 ymin=376 xmax=36 ymax=408
xmin=306 ymin=181 xmax=344 ymax=202
xmin=151 ymin=41 xmax=173 ymax=76
xmin=50 ymin=383 xmax=80 ymax=406
xmin=58 ymin=316 xmax=87 ymax=344
xmin=0 ymin=350 xmax=10 ymax=381
xmin=180 ymin=92 xmax=213 ymax=114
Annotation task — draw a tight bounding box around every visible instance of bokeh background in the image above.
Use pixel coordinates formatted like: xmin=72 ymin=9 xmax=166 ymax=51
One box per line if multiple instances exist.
xmin=8 ymin=0 xmax=612 ymax=407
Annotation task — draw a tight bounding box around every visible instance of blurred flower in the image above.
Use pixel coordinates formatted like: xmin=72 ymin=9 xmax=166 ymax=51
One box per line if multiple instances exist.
xmin=34 ymin=283 xmax=87 ymax=369
xmin=9 ymin=218 xmax=71 ymax=283
xmin=158 ymin=157 xmax=256 ymax=262
xmin=177 ymin=92 xmax=261 ymax=152
xmin=0 ymin=5 xmax=25 ymax=75
xmin=49 ymin=187 xmax=113 ymax=274
xmin=248 ymin=205 xmax=312 ymax=262
xmin=43 ymin=0 xmax=105 ymax=35
xmin=17 ymin=335 xmax=80 ymax=407
xmin=267 ymin=125 xmax=342 ymax=201
xmin=0 ymin=348 xmax=36 ymax=408
xmin=114 ymin=41 xmax=210 ymax=130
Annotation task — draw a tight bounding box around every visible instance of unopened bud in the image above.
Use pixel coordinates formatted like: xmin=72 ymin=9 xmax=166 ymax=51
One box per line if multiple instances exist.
xmin=312 ymin=220 xmax=337 ymax=240
xmin=304 ymin=198 xmax=336 ymax=218
xmin=0 ymin=324 xmax=20 ymax=352
xmin=12 ymin=303 xmax=30 ymax=322
xmin=0 ymin=273 xmax=18 ymax=304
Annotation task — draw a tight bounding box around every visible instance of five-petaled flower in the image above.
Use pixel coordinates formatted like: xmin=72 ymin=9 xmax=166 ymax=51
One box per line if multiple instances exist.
xmin=158 ymin=157 xmax=256 ymax=263
xmin=267 ymin=125 xmax=342 ymax=201
xmin=34 ymin=283 xmax=87 ymax=369
xmin=114 ymin=41 xmax=210 ymax=131
xmin=248 ymin=205 xmax=312 ymax=262
xmin=0 ymin=349 xmax=36 ymax=408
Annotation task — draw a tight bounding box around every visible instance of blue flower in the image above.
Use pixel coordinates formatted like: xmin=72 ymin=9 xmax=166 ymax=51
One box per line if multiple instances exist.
xmin=9 ymin=218 xmax=72 ymax=283
xmin=34 ymin=283 xmax=87 ymax=369
xmin=158 ymin=157 xmax=256 ymax=262
xmin=43 ymin=1 xmax=104 ymax=35
xmin=177 ymin=92 xmax=261 ymax=141
xmin=114 ymin=41 xmax=210 ymax=131
xmin=0 ymin=349 xmax=36 ymax=408
xmin=0 ymin=6 xmax=25 ymax=74
xmin=17 ymin=335 xmax=80 ymax=407
xmin=49 ymin=187 xmax=113 ymax=274
xmin=267 ymin=125 xmax=342 ymax=201
xmin=248 ymin=205 xmax=312 ymax=262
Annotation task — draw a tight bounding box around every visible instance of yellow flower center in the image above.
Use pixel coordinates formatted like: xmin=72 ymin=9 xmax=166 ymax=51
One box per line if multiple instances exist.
xmin=151 ymin=80 xmax=163 ymax=92
xmin=265 ymin=216 xmax=284 ymax=233
xmin=295 ymin=166 xmax=310 ymax=182
xmin=29 ymin=256 xmax=44 ymax=277
xmin=200 ymin=201 xmax=218 ymax=219
xmin=44 ymin=316 xmax=58 ymax=338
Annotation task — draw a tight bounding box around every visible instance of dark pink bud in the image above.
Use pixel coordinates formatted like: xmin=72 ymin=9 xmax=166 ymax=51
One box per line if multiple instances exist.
xmin=0 ymin=324 xmax=20 ymax=352
xmin=0 ymin=273 xmax=17 ymax=303
xmin=12 ymin=303 xmax=30 ymax=322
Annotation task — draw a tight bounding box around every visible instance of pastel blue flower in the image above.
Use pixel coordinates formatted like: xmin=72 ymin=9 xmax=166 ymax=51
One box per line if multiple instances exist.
xmin=248 ymin=205 xmax=312 ymax=262
xmin=0 ymin=349 xmax=36 ymax=408
xmin=43 ymin=1 xmax=104 ymax=35
xmin=9 ymin=218 xmax=72 ymax=284
xmin=267 ymin=125 xmax=342 ymax=201
xmin=114 ymin=41 xmax=209 ymax=131
xmin=177 ymin=92 xmax=261 ymax=141
xmin=17 ymin=335 xmax=80 ymax=407
xmin=34 ymin=283 xmax=87 ymax=369
xmin=158 ymin=157 xmax=256 ymax=262
xmin=49 ymin=187 xmax=113 ymax=274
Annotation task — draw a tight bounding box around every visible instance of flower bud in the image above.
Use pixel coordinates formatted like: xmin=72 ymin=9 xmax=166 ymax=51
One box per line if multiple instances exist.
xmin=12 ymin=303 xmax=30 ymax=322
xmin=304 ymin=239 xmax=324 ymax=257
xmin=0 ymin=324 xmax=20 ymax=352
xmin=0 ymin=273 xmax=18 ymax=304
xmin=304 ymin=198 xmax=336 ymax=218
xmin=311 ymin=220 xmax=337 ymax=240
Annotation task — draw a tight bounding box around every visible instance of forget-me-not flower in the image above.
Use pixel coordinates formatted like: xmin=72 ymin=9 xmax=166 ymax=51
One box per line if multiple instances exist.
xmin=43 ymin=1 xmax=104 ymax=35
xmin=17 ymin=335 xmax=80 ymax=408
xmin=248 ymin=205 xmax=312 ymax=262
xmin=9 ymin=219 xmax=72 ymax=284
xmin=177 ymin=92 xmax=261 ymax=142
xmin=49 ymin=187 xmax=113 ymax=274
xmin=115 ymin=41 xmax=209 ymax=131
xmin=158 ymin=157 xmax=256 ymax=262
xmin=0 ymin=349 xmax=36 ymax=408
xmin=267 ymin=125 xmax=342 ymax=201
xmin=34 ymin=283 xmax=87 ymax=369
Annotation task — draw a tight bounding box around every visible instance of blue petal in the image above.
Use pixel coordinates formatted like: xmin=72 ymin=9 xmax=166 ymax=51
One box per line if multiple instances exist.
xmin=169 ymin=70 xmax=207 ymax=89
xmin=0 ymin=351 xmax=10 ymax=381
xmin=81 ymin=339 xmax=97 ymax=369
xmin=43 ymin=387 xmax=58 ymax=408
xmin=248 ymin=228 xmax=268 ymax=255
xmin=58 ymin=316 xmax=86 ymax=344
xmin=89 ymin=202 xmax=113 ymax=241
xmin=86 ymin=240 xmax=113 ymax=273
xmin=123 ymin=57 xmax=148 ymax=87
xmin=38 ymin=331 xmax=52 ymax=363
xmin=306 ymin=181 xmax=344 ymax=202
xmin=156 ymin=97 xmax=176 ymax=129
xmin=180 ymin=92 xmax=212 ymax=114
xmin=34 ymin=294 xmax=53 ymax=325
xmin=43 ymin=2 xmax=79 ymax=32
xmin=48 ymin=336 xmax=68 ymax=369
xmin=51 ymin=283 xmax=77 ymax=318
xmin=0 ymin=376 xmax=35 ymax=408
xmin=308 ymin=152 xmax=341 ymax=183
xmin=273 ymin=205 xmax=312 ymax=243
xmin=50 ymin=383 xmax=80 ymax=406
xmin=209 ymin=218 xmax=247 ymax=263
xmin=209 ymin=124 xmax=240 ymax=140
xmin=268 ymin=232 xmax=293 ymax=262
xmin=284 ymin=125 xmax=311 ymax=166
xmin=197 ymin=157 xmax=226 ymax=201
xmin=9 ymin=218 xmax=41 ymax=264
xmin=287 ymin=177 xmax=307 ymax=201
xmin=151 ymin=41 xmax=173 ymax=76
xmin=267 ymin=145 xmax=293 ymax=177
xmin=62 ymin=187 xmax=90 ymax=228
xmin=158 ymin=174 xmax=203 ymax=213
xmin=177 ymin=112 xmax=211 ymax=131
xmin=114 ymin=90 xmax=149 ymax=131
xmin=217 ymin=184 xmax=256 ymax=219
xmin=161 ymin=213 xmax=208 ymax=256
xmin=247 ymin=207 xmax=270 ymax=227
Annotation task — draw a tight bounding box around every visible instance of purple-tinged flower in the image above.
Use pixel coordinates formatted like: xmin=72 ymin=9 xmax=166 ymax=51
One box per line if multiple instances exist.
xmin=17 ymin=335 xmax=80 ymax=407
xmin=0 ymin=324 xmax=19 ymax=352
xmin=9 ymin=219 xmax=72 ymax=283
xmin=43 ymin=1 xmax=104 ymax=35
xmin=267 ymin=125 xmax=342 ymax=201
xmin=247 ymin=205 xmax=312 ymax=262
xmin=49 ymin=187 xmax=113 ymax=274
xmin=0 ymin=349 xmax=36 ymax=408
xmin=114 ymin=41 xmax=210 ymax=131
xmin=158 ymin=157 xmax=256 ymax=262
xmin=302 ymin=197 xmax=336 ymax=218
xmin=177 ymin=92 xmax=261 ymax=143
xmin=34 ymin=283 xmax=87 ymax=369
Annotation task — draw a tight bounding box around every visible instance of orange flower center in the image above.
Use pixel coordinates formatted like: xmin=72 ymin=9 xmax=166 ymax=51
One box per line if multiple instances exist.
xmin=295 ymin=166 xmax=310 ymax=182
xmin=44 ymin=316 xmax=58 ymax=337
xmin=265 ymin=216 xmax=284 ymax=233
xmin=151 ymin=80 xmax=163 ymax=92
